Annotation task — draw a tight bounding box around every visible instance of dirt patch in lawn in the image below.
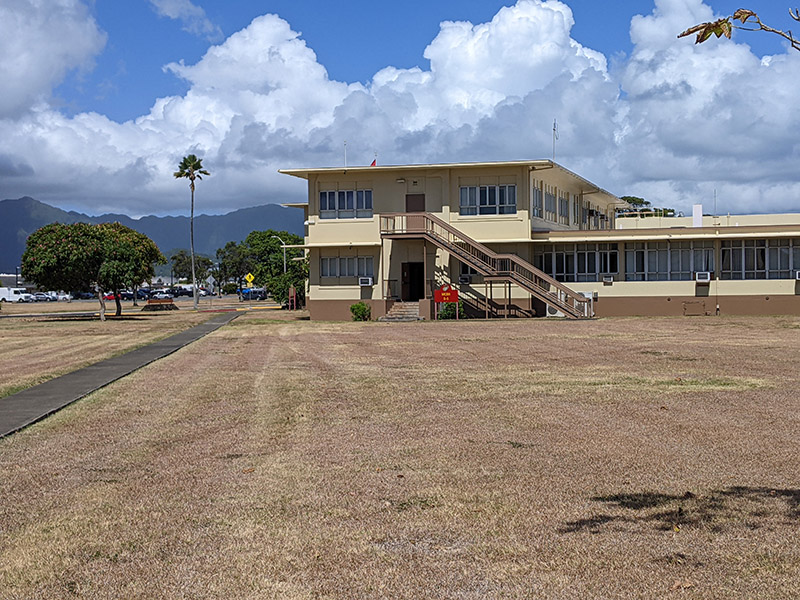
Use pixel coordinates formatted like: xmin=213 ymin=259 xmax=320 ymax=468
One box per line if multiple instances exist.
xmin=0 ymin=315 xmax=799 ymax=598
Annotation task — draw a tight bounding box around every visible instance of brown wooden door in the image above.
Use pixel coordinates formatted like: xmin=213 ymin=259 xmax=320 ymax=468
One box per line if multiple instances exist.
xmin=405 ymin=194 xmax=425 ymax=212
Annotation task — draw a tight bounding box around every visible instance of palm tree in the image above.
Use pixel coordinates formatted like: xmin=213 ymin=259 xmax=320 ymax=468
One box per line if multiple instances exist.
xmin=173 ymin=154 xmax=210 ymax=310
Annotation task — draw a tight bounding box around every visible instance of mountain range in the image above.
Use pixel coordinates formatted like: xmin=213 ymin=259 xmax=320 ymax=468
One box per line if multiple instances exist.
xmin=0 ymin=197 xmax=304 ymax=273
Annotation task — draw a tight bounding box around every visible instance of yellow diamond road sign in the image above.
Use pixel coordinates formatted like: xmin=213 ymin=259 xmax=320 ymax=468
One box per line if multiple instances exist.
xmin=245 ymin=272 xmax=254 ymax=284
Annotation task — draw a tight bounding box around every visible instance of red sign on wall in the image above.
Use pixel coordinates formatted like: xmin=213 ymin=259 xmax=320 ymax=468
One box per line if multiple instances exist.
xmin=434 ymin=284 xmax=459 ymax=304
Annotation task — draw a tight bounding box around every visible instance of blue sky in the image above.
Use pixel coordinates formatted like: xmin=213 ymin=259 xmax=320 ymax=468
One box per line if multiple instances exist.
xmin=57 ymin=0 xmax=790 ymax=123
xmin=2 ymin=0 xmax=799 ymax=217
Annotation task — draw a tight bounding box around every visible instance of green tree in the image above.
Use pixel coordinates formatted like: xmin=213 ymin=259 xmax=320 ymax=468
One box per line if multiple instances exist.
xmin=171 ymin=249 xmax=192 ymax=279
xmin=173 ymin=154 xmax=210 ymax=310
xmin=97 ymin=223 xmax=165 ymax=316
xmin=171 ymin=249 xmax=212 ymax=283
xmin=243 ymin=230 xmax=305 ymax=304
xmin=620 ymin=196 xmax=651 ymax=209
xmin=21 ymin=222 xmax=165 ymax=320
xmin=215 ymin=241 xmax=252 ymax=292
xmin=679 ymin=8 xmax=800 ymax=51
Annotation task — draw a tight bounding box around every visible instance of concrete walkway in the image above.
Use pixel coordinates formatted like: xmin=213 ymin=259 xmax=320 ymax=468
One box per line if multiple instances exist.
xmin=0 ymin=311 xmax=239 ymax=439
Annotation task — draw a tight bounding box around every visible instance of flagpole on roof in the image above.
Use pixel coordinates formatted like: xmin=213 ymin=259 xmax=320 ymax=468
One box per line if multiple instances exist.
xmin=552 ymin=118 xmax=559 ymax=161
xmin=344 ymin=140 xmax=347 ymax=168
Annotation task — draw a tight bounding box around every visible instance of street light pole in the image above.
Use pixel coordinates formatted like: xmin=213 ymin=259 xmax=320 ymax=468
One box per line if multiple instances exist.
xmin=15 ymin=266 xmax=19 ymax=287
xmin=271 ymin=235 xmax=287 ymax=273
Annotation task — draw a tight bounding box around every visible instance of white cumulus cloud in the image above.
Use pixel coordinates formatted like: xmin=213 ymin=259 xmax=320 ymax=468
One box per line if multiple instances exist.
xmin=0 ymin=0 xmax=106 ymax=118
xmin=0 ymin=0 xmax=799 ymax=217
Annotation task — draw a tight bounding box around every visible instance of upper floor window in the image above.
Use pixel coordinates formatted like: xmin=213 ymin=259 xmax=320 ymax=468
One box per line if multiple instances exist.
xmin=319 ymin=189 xmax=373 ymax=219
xmin=459 ymin=185 xmax=516 ymax=216
xmin=544 ymin=191 xmax=557 ymax=222
xmin=558 ymin=194 xmax=569 ymax=225
xmin=532 ymin=186 xmax=543 ymax=218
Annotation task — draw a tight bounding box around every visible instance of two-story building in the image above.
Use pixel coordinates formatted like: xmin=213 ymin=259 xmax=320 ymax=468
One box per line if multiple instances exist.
xmin=280 ymin=160 xmax=800 ymax=319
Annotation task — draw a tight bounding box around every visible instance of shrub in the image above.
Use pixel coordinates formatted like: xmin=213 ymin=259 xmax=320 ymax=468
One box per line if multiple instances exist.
xmin=438 ymin=300 xmax=465 ymax=320
xmin=222 ymin=282 xmax=238 ymax=295
xmin=350 ymin=301 xmax=371 ymax=321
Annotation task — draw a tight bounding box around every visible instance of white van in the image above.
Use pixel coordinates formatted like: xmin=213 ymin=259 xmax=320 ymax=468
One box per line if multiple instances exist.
xmin=0 ymin=287 xmax=34 ymax=302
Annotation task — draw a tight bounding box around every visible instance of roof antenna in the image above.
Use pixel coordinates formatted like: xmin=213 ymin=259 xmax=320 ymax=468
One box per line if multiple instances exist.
xmin=552 ymin=118 xmax=559 ymax=161
xmin=343 ymin=140 xmax=347 ymax=169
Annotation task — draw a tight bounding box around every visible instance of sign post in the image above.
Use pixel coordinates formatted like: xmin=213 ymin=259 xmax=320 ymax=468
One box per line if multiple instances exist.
xmin=244 ymin=273 xmax=254 ymax=303
xmin=434 ymin=284 xmax=459 ymax=320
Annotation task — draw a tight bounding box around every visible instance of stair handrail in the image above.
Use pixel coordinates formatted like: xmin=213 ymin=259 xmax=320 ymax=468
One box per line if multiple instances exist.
xmin=381 ymin=213 xmax=589 ymax=316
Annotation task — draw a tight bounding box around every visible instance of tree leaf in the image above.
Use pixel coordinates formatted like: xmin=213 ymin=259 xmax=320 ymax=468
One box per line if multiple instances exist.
xmin=733 ymin=9 xmax=757 ymax=24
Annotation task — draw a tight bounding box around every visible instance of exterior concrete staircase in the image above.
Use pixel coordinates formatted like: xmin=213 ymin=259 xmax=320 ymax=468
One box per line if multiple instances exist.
xmin=378 ymin=301 xmax=422 ymax=322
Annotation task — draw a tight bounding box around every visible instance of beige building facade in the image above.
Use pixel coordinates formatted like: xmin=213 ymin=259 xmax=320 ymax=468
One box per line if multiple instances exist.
xmin=280 ymin=160 xmax=800 ymax=319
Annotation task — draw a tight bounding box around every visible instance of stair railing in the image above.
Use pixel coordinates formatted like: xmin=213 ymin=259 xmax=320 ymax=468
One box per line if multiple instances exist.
xmin=380 ymin=213 xmax=590 ymax=318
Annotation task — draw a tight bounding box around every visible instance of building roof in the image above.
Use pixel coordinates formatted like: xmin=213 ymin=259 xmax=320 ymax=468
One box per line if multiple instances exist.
xmin=279 ymin=159 xmax=622 ymax=204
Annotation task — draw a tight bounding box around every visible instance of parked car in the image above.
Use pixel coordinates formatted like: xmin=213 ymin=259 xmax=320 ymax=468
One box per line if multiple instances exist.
xmin=170 ymin=287 xmax=192 ymax=297
xmin=151 ymin=290 xmax=173 ymax=300
xmin=136 ymin=289 xmax=151 ymax=299
xmin=103 ymin=292 xmax=117 ymax=301
xmin=119 ymin=290 xmax=134 ymax=301
xmin=240 ymin=288 xmax=267 ymax=301
xmin=32 ymin=292 xmax=50 ymax=302
xmin=57 ymin=292 xmax=72 ymax=302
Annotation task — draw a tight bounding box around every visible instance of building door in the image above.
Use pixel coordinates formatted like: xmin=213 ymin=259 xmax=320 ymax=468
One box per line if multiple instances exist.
xmin=401 ymin=262 xmax=425 ymax=301
xmin=405 ymin=194 xmax=425 ymax=212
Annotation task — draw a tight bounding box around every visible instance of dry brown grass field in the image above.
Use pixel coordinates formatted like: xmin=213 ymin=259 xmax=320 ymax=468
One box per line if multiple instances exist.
xmin=0 ymin=308 xmax=213 ymax=398
xmin=1 ymin=313 xmax=799 ymax=599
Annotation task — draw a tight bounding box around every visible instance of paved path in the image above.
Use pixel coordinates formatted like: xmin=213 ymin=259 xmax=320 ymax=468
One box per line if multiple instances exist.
xmin=0 ymin=312 xmax=239 ymax=439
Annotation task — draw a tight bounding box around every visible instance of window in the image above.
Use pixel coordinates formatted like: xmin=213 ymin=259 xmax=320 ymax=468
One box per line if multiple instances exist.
xmin=357 ymin=256 xmax=374 ymax=278
xmin=459 ymin=186 xmax=477 ymax=216
xmin=319 ymin=189 xmax=373 ymax=219
xmin=356 ymin=190 xmax=373 ymax=218
xmin=499 ymin=185 xmax=516 ymax=214
xmin=320 ymin=257 xmax=338 ymax=277
xmin=460 ymin=185 xmax=516 ymax=216
xmin=532 ymin=185 xmax=543 ymax=218
xmin=558 ymin=194 xmax=569 ymax=225
xmin=626 ymin=241 xmax=715 ymax=281
xmin=533 ymin=243 xmax=619 ymax=282
xmin=321 ymin=255 xmax=373 ymax=278
xmin=669 ymin=241 xmax=693 ymax=281
xmin=544 ymin=190 xmax=557 ymax=222
xmin=572 ymin=195 xmax=580 ymax=225
xmin=339 ymin=257 xmax=356 ymax=277
xmin=722 ymin=238 xmax=797 ymax=280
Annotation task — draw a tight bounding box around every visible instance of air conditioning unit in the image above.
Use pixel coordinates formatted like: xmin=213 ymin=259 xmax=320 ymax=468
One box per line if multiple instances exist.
xmin=358 ymin=277 xmax=373 ymax=286
xmin=458 ymin=275 xmax=471 ymax=284
xmin=695 ymin=272 xmax=711 ymax=283
xmin=795 ymin=271 xmax=800 ymax=281
xmin=602 ymin=275 xmax=614 ymax=284
xmin=545 ymin=304 xmax=565 ymax=318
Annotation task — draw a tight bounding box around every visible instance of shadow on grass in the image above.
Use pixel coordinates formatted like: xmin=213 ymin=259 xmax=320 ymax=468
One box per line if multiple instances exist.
xmin=561 ymin=487 xmax=800 ymax=534
xmin=40 ymin=315 xmax=152 ymax=322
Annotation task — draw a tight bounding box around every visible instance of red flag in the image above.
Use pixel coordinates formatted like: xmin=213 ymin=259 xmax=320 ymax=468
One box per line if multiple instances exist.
xmin=370 ymin=159 xmax=377 ymax=166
